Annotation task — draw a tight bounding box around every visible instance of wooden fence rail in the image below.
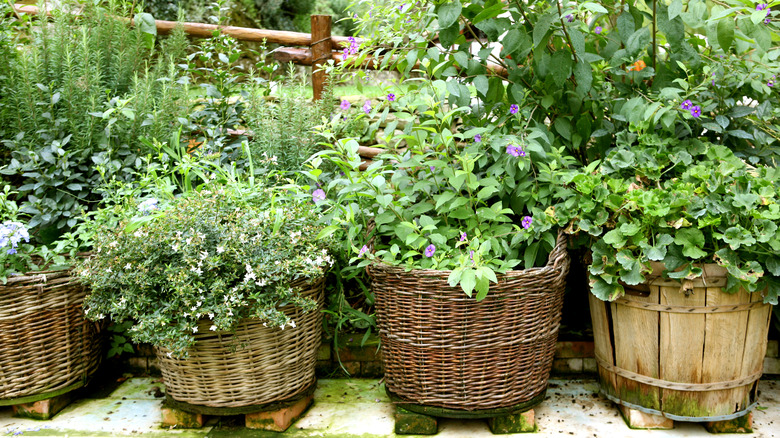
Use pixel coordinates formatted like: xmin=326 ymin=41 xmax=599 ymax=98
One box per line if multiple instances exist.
xmin=12 ymin=3 xmax=370 ymax=100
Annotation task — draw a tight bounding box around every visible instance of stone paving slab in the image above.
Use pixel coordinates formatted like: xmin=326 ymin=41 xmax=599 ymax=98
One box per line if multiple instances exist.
xmin=0 ymin=378 xmax=777 ymax=437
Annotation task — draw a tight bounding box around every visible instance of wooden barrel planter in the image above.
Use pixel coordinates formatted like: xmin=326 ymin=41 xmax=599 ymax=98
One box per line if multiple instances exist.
xmin=368 ymin=232 xmax=569 ymax=412
xmin=0 ymin=268 xmax=102 ymax=405
xmin=589 ymin=263 xmax=772 ymax=421
xmin=156 ymin=277 xmax=324 ymax=409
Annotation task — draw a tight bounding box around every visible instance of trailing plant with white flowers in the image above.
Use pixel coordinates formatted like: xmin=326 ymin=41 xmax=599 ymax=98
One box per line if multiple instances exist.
xmin=77 ymin=178 xmax=335 ymax=358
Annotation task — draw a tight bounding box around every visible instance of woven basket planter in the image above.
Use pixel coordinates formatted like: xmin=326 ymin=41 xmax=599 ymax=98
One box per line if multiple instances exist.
xmin=368 ymin=232 xmax=570 ymax=411
xmin=156 ymin=277 xmax=324 ymax=408
xmin=590 ymin=262 xmax=772 ymax=422
xmin=0 ymin=268 xmax=102 ymax=403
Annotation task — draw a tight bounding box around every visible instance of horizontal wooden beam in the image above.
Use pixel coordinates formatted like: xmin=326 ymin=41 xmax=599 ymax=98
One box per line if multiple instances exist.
xmin=12 ymin=4 xmax=360 ymax=47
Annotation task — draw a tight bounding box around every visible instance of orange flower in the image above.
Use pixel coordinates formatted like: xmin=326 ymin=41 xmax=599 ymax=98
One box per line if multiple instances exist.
xmin=628 ymin=60 xmax=646 ymax=72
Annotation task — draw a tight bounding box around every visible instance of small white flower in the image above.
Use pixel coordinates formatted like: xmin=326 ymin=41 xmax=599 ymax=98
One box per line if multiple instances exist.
xmin=275 ymin=261 xmax=281 ymax=265
xmin=124 ymin=263 xmax=131 ymax=270
xmin=216 ymin=246 xmax=225 ymax=254
xmin=167 ymin=352 xmax=173 ymax=358
xmin=256 ymin=279 xmax=267 ymax=287
xmin=227 ymin=310 xmax=233 ymax=316
xmin=190 ymin=266 xmax=203 ymax=275
xmin=192 ymin=326 xmax=198 ymax=333
xmin=210 ymin=325 xmax=217 ymax=331
xmin=289 ymin=320 xmax=296 ymax=328
xmin=196 ymin=301 xmax=202 ymax=307
xmin=185 ymin=237 xmax=192 ymax=245
xmin=197 ymin=232 xmax=205 ymax=240
xmin=200 ymin=251 xmax=208 ymax=260
xmin=171 ymin=244 xmax=179 ymax=252
xmin=106 ymin=267 xmax=112 ymax=273
xmin=208 ymin=313 xmax=214 ymax=319
xmin=109 ymin=241 xmax=118 ymax=247
xmin=191 ymin=306 xmax=197 ymax=312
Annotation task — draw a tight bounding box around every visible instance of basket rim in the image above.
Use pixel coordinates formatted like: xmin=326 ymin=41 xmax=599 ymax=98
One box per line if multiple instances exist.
xmin=367 ymin=230 xmax=569 ymax=278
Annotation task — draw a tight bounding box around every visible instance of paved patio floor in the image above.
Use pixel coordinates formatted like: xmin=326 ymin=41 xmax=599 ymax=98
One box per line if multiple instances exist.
xmin=1 ymin=377 xmax=778 ymax=437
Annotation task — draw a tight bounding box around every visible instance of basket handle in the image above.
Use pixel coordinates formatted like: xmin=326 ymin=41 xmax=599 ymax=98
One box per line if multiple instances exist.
xmin=546 ymin=231 xmax=569 ymax=270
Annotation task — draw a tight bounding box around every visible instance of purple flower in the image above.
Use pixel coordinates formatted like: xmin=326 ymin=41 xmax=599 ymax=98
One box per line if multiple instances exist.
xmin=398 ymin=3 xmax=405 ymax=12
xmin=566 ymin=14 xmax=574 ymax=22
xmin=594 ymin=26 xmax=602 ymax=34
xmin=429 ymin=165 xmax=435 ymax=172
xmin=138 ymin=198 xmax=158 ymax=215
xmin=681 ymin=99 xmax=692 ymax=110
xmin=459 ymin=232 xmax=467 ymax=242
xmin=506 ymin=144 xmax=525 ymax=157
xmin=340 ymin=99 xmax=350 ymax=110
xmin=521 ymin=216 xmax=533 ymax=229
xmin=358 ymin=245 xmax=369 ymax=257
xmin=757 ymin=3 xmax=768 ymax=11
xmin=690 ymin=105 xmax=702 ymax=118
xmin=769 ymin=80 xmax=775 ymax=87
xmin=362 ymin=100 xmax=372 ymax=114
xmin=342 ymin=48 xmax=349 ymax=61
xmin=474 ymin=134 xmax=482 ymax=143
xmin=387 ymin=93 xmax=396 ymax=101
xmin=424 ymin=244 xmax=436 ymax=257
xmin=469 ymin=250 xmax=474 ymax=263
xmin=509 ymin=104 xmax=519 ymax=114
xmin=312 ymin=189 xmax=326 ymax=203
xmin=7 ymin=248 xmax=17 ymax=255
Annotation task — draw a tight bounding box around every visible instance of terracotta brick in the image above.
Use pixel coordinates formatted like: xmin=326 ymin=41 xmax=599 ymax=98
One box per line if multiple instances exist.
xmin=316 ymin=344 xmax=331 ymax=361
xmin=555 ymin=341 xmax=595 ymax=358
xmin=245 ymin=393 xmax=313 ymax=431
xmin=763 ymin=357 xmax=780 ymax=375
xmin=618 ymin=405 xmax=674 ymax=430
xmin=767 ymin=340 xmax=779 ymax=358
xmin=487 ymin=409 xmax=536 ymax=433
xmin=336 ymin=344 xmax=382 ymax=362
xmin=704 ymin=412 xmax=753 ymax=433
xmin=160 ymin=406 xmax=204 ymax=428
xmin=360 ymin=360 xmax=384 ymax=378
xmin=12 ymin=393 xmax=72 ymax=420
xmin=552 ymin=358 xmax=583 ymax=374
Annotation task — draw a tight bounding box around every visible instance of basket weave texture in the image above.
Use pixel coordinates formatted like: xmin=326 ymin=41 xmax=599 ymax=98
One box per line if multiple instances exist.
xmin=156 ymin=277 xmax=324 ymax=408
xmin=0 ymin=268 xmax=102 ymax=401
xmin=369 ymin=232 xmax=569 ymax=411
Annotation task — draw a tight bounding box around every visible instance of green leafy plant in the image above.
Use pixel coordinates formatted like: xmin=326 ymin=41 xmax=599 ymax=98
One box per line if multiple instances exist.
xmin=243 ymin=64 xmax=334 ymax=175
xmin=77 ymin=165 xmax=336 ymax=357
xmin=348 ymin=0 xmax=780 ymax=165
xmin=309 ymin=80 xmax=573 ymax=299
xmin=562 ymin=116 xmax=780 ymax=304
xmin=0 ymin=1 xmax=191 ymax=234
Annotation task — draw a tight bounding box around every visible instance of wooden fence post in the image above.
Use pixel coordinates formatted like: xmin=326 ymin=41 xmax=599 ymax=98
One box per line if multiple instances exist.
xmin=310 ymin=15 xmax=332 ymax=101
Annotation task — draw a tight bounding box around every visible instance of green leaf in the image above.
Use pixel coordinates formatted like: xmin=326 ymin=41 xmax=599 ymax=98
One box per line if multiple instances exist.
xmin=603 ymin=229 xmax=626 ymax=247
xmin=460 ymin=268 xmax=476 ymax=297
xmin=625 ymin=27 xmax=651 ymax=56
xmin=533 ymin=13 xmax=557 ymax=48
xmin=674 ymin=228 xmax=707 ymax=259
xmin=501 ymin=29 xmax=523 ymax=56
xmin=474 ymin=75 xmax=489 ymax=97
xmin=550 ymin=50 xmax=573 ymax=88
xmin=590 ymin=275 xmax=624 ymax=301
xmin=438 ymin=2 xmax=462 ymax=29
xmin=716 ymin=17 xmax=735 ymax=51
xmin=582 ymin=2 xmax=608 ymax=14
xmin=668 ymin=0 xmax=683 ymax=20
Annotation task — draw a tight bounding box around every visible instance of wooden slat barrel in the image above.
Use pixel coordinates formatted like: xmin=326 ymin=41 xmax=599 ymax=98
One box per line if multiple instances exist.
xmin=589 ymin=263 xmax=772 ymax=421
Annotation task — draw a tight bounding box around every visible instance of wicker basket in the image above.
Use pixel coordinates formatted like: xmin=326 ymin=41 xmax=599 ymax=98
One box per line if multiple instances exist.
xmin=369 ymin=232 xmax=570 ymax=411
xmin=156 ymin=277 xmax=324 ymax=408
xmin=0 ymin=268 xmax=102 ymax=403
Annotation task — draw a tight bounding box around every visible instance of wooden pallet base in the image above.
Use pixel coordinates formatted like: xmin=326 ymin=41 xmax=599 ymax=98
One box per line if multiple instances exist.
xmin=618 ymin=405 xmax=753 ymax=433
xmin=394 ymin=406 xmax=536 ymax=435
xmin=11 ymin=392 xmax=73 ymax=420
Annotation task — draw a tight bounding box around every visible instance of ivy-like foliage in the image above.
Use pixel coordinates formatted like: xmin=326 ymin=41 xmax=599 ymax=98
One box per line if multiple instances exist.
xmin=563 ymin=127 xmax=780 ymax=304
